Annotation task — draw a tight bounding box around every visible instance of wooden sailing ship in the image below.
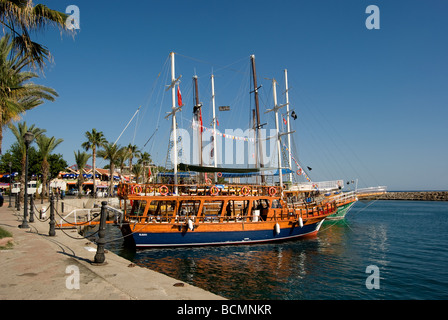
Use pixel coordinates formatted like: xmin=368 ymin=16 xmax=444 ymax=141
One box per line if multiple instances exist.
xmin=118 ymin=183 xmax=337 ymax=247
xmin=117 ymin=52 xmax=338 ymax=247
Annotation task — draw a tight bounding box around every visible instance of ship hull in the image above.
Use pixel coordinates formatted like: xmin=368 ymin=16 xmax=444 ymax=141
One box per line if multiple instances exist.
xmin=121 ymin=220 xmax=325 ymax=248
xmin=326 ymin=201 xmax=356 ymax=220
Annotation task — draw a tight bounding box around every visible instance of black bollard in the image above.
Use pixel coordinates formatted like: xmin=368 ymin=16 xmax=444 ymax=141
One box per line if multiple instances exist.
xmin=48 ymin=194 xmax=56 ymax=236
xmin=94 ymin=201 xmax=108 ymax=264
xmin=29 ymin=194 xmax=35 ymax=223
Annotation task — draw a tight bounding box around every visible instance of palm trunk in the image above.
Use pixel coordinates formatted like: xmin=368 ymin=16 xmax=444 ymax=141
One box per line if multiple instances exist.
xmin=0 ymin=123 xmax=3 ymax=155
xmin=20 ymin=152 xmax=26 ymax=200
xmin=42 ymin=160 xmax=49 ymax=198
xmin=129 ymin=157 xmax=133 ymax=181
xmin=78 ymin=176 xmax=84 ymax=198
xmin=92 ymin=147 xmax=96 ymax=198
xmin=109 ymin=163 xmax=115 ymax=196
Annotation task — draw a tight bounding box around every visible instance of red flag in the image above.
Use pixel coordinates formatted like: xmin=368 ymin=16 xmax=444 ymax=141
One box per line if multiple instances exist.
xmin=283 ymin=117 xmax=287 ymax=125
xmin=216 ymin=119 xmax=219 ymax=126
xmin=148 ymin=167 xmax=151 ymax=177
xmin=177 ymin=85 xmax=182 ymax=107
xmin=199 ymin=109 xmax=203 ymax=133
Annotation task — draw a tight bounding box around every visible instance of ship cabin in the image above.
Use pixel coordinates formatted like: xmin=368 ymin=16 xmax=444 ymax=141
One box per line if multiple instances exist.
xmin=119 ymin=183 xmax=336 ymax=225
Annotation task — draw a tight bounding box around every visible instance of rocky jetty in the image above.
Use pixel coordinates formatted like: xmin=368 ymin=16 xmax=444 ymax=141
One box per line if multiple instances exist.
xmin=362 ymin=191 xmax=448 ymax=201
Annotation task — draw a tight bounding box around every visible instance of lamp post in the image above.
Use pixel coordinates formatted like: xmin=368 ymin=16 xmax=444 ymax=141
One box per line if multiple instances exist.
xmin=8 ymin=162 xmax=12 ymax=208
xmin=19 ymin=131 xmax=34 ymax=229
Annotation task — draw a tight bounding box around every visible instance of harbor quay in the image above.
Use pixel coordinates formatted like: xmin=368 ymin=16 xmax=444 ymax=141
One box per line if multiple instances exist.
xmin=0 ymin=200 xmax=224 ymax=300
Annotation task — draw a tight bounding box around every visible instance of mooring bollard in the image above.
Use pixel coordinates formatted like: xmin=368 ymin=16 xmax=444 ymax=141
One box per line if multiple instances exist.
xmin=94 ymin=201 xmax=108 ymax=264
xmin=49 ymin=194 xmax=56 ymax=236
xmin=29 ymin=194 xmax=34 ymax=223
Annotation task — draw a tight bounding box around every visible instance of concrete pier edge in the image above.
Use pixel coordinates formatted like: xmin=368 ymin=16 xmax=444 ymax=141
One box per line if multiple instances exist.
xmin=0 ymin=201 xmax=224 ymax=300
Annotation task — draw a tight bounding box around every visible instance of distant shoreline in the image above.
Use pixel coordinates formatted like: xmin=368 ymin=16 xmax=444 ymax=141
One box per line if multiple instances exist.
xmin=361 ymin=191 xmax=448 ymax=201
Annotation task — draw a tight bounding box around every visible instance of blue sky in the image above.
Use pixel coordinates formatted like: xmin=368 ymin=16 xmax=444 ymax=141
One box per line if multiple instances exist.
xmin=3 ymin=0 xmax=447 ymax=191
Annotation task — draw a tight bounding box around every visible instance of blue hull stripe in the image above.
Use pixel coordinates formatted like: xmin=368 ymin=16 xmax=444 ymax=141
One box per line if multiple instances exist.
xmin=130 ymin=222 xmax=323 ymax=247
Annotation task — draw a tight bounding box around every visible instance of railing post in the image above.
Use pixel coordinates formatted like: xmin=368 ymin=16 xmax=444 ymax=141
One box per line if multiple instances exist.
xmin=94 ymin=201 xmax=108 ymax=264
xmin=49 ymin=194 xmax=56 ymax=236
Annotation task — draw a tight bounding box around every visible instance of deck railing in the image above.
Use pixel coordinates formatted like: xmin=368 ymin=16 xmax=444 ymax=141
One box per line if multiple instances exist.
xmin=126 ymin=201 xmax=337 ymax=225
xmin=356 ymin=186 xmax=387 ymax=194
xmin=118 ymin=183 xmax=283 ymax=198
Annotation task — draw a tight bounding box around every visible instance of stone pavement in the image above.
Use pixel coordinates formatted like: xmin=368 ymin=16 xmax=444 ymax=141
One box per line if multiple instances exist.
xmin=0 ymin=201 xmax=224 ymax=300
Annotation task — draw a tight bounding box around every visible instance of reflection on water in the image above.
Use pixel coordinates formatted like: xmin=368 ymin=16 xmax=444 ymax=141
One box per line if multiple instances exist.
xmin=104 ymin=201 xmax=448 ymax=300
xmin=105 ymin=219 xmax=363 ymax=299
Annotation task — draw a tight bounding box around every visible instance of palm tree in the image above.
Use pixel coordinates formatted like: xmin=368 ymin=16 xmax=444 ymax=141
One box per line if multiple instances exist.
xmin=137 ymin=151 xmax=152 ymax=184
xmin=97 ymin=142 xmax=121 ymax=196
xmin=0 ymin=34 xmax=58 ymax=154
xmin=81 ymin=129 xmax=106 ymax=198
xmin=132 ymin=164 xmax=143 ymax=184
xmin=8 ymin=121 xmax=45 ymax=193
xmin=35 ymin=134 xmax=63 ymax=198
xmin=74 ymin=150 xmax=91 ymax=198
xmin=116 ymin=146 xmax=129 ymax=182
xmin=0 ymin=0 xmax=69 ymax=68
xmin=126 ymin=143 xmax=141 ymax=182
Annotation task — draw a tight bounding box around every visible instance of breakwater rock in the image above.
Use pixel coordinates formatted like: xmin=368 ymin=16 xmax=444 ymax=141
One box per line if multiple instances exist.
xmin=363 ymin=191 xmax=448 ymax=201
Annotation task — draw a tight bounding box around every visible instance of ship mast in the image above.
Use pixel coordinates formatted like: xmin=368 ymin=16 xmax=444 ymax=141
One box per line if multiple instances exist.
xmin=250 ymin=54 xmax=265 ymax=184
xmin=284 ymin=69 xmax=293 ymax=183
xmin=266 ymin=78 xmax=295 ymax=191
xmin=193 ymin=75 xmax=203 ymax=182
xmin=164 ymin=52 xmax=182 ymax=194
xmin=211 ymin=74 xmax=218 ymax=181
xmin=273 ymin=79 xmax=283 ymax=189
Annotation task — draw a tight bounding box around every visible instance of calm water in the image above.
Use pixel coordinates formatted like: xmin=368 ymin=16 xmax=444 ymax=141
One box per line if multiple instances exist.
xmin=105 ymin=200 xmax=448 ymax=299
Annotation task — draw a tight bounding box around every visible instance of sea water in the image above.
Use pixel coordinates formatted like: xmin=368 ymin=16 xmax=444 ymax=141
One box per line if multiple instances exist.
xmin=106 ymin=200 xmax=448 ymax=299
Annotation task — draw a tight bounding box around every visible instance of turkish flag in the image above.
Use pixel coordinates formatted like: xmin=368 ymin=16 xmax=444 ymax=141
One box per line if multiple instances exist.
xmin=177 ymin=85 xmax=182 ymax=107
xmin=283 ymin=117 xmax=287 ymax=125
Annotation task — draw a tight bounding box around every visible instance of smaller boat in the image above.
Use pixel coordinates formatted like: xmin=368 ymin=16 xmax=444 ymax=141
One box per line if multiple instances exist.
xmin=326 ymin=191 xmax=358 ymax=220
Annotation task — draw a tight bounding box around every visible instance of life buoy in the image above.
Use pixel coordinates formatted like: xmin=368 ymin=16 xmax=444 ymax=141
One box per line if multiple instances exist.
xmin=159 ymin=185 xmax=169 ymax=196
xmin=132 ymin=185 xmax=142 ymax=194
xmin=217 ymin=172 xmax=222 ymax=178
xmin=268 ymin=187 xmax=277 ymax=196
xmin=296 ymin=168 xmax=302 ymax=175
xmin=241 ymin=186 xmax=250 ymax=196
xmin=210 ymin=185 xmax=219 ymax=196
xmin=206 ymin=178 xmax=212 ymax=185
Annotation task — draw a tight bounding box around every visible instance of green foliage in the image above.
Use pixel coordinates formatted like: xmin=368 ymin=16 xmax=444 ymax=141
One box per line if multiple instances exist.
xmin=0 ymin=143 xmax=67 ymax=179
